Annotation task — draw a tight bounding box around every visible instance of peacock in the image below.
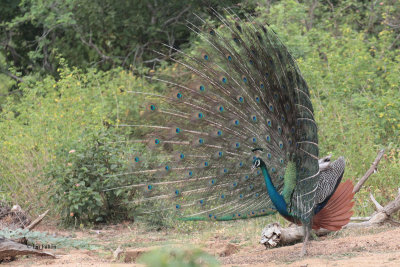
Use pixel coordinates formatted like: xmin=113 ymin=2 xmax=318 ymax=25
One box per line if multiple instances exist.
xmin=105 ymin=9 xmax=355 ymax=256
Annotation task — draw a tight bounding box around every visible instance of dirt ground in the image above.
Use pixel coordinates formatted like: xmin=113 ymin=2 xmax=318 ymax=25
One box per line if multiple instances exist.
xmin=4 ymin=223 xmax=400 ymax=266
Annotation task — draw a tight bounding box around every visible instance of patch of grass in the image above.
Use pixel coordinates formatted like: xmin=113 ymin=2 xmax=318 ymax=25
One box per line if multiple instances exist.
xmin=0 ymin=228 xmax=101 ymax=250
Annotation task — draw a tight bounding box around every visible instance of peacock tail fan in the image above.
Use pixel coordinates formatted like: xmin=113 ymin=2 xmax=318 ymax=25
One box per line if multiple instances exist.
xmin=105 ymin=9 xmax=319 ymax=223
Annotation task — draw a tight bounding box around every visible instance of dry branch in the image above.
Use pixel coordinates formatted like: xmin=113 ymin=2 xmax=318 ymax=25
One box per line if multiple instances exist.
xmin=350 ymin=216 xmax=371 ymax=221
xmin=353 ymin=149 xmax=385 ymax=193
xmin=26 ymin=210 xmax=49 ymax=231
xmin=370 ymin=193 xmax=383 ymax=211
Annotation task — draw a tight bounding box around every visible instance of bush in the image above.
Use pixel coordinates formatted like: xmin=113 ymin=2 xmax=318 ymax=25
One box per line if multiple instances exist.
xmin=46 ymin=128 xmax=136 ymax=225
xmin=0 ymin=64 xmax=156 ymax=216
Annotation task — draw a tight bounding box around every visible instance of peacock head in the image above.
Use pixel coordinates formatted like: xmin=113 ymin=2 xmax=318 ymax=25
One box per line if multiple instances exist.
xmin=251 ymin=148 xmax=266 ymax=170
xmin=252 ymin=157 xmax=266 ymax=171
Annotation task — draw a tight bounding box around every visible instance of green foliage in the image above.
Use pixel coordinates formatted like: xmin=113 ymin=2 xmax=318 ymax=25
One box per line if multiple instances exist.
xmin=256 ymin=0 xmax=400 ymax=142
xmin=0 ymin=64 xmax=154 ymax=216
xmin=0 ymin=228 xmax=100 ymax=250
xmin=0 ymin=0 xmax=255 ymax=80
xmin=46 ymin=128 xmax=135 ymax=225
xmin=138 ymin=247 xmax=219 ymax=267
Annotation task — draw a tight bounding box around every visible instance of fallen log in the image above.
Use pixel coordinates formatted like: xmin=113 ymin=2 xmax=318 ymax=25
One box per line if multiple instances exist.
xmin=260 ymin=223 xmax=302 ymax=247
xmin=0 ymin=208 xmax=52 ymax=261
xmin=0 ymin=237 xmax=55 ymax=261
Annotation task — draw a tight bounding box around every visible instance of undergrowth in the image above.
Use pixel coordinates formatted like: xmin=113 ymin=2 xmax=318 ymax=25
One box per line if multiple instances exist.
xmin=0 ymin=228 xmax=100 ymax=250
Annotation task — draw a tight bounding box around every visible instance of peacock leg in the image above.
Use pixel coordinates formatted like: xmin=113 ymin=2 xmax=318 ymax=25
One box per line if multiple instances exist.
xmin=300 ymin=224 xmax=310 ymax=257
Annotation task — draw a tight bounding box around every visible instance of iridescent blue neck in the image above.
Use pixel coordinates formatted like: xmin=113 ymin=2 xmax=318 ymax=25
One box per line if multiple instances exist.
xmin=260 ymin=165 xmax=289 ymax=217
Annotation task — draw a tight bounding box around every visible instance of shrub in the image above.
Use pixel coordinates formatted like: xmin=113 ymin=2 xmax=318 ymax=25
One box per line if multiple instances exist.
xmin=46 ymin=128 xmax=136 ymax=225
xmin=0 ymin=64 xmax=155 ymax=217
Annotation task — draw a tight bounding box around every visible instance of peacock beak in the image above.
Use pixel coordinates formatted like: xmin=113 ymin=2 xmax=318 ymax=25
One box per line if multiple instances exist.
xmin=251 ymin=165 xmax=256 ymax=173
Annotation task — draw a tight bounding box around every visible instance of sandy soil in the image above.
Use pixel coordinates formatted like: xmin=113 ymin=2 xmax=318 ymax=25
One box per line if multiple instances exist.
xmin=221 ymin=227 xmax=400 ymax=266
xmin=3 ymin=225 xmax=400 ymax=266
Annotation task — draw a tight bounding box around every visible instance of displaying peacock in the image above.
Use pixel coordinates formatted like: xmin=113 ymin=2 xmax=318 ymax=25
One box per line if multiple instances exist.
xmin=105 ymin=10 xmax=355 ymax=256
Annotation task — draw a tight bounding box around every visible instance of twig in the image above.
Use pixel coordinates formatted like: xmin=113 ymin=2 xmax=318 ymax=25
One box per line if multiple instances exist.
xmin=162 ymin=6 xmax=191 ymax=27
xmin=370 ymin=193 xmax=383 ymax=211
xmin=305 ymin=0 xmax=319 ymax=31
xmin=353 ymin=149 xmax=385 ymax=193
xmin=0 ymin=69 xmax=24 ymax=83
xmin=25 ymin=210 xmax=49 ymax=231
xmin=74 ymin=27 xmax=113 ymax=63
xmin=350 ymin=216 xmax=371 ymax=221
xmin=388 ymin=33 xmax=400 ymax=50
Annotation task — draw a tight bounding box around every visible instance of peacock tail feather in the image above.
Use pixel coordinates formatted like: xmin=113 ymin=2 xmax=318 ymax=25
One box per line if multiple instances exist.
xmin=104 ymin=9 xmax=320 ymax=224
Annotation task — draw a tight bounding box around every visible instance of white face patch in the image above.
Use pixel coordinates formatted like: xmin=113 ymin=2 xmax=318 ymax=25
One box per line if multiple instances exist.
xmin=253 ymin=159 xmax=261 ymax=168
